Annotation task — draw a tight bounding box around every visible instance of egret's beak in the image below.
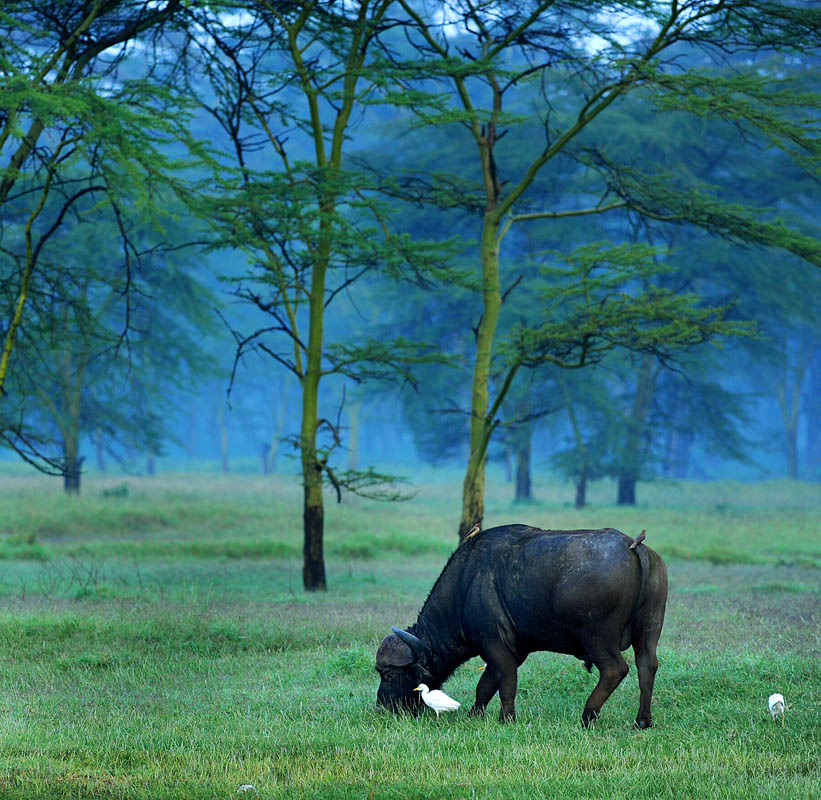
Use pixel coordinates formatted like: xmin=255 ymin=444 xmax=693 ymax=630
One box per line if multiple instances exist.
xmin=413 ymin=687 xmax=421 ymax=692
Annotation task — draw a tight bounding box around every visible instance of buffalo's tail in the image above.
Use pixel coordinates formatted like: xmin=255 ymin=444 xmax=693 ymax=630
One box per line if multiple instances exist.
xmin=629 ymin=533 xmax=668 ymax=643
xmin=633 ymin=537 xmax=650 ymax=615
xmin=628 ymin=533 xmax=668 ymax=728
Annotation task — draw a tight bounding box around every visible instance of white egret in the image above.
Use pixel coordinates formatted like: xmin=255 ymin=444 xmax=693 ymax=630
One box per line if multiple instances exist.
xmin=768 ymin=693 xmax=785 ymax=725
xmin=414 ymin=683 xmax=460 ymax=719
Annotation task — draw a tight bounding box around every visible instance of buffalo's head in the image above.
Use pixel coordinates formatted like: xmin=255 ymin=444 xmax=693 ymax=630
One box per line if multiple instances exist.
xmin=375 ymin=626 xmax=427 ymax=713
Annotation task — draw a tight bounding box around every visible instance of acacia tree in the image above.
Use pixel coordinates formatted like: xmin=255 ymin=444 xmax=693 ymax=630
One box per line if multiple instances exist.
xmin=0 ymin=0 xmax=193 ymax=472
xmin=551 ymin=366 xmax=620 ymax=508
xmin=185 ymin=2 xmax=452 ymax=590
xmin=734 ymin=264 xmax=820 ymax=480
xmin=3 ymin=199 xmax=215 ymax=493
xmin=389 ymin=0 xmax=821 ymax=538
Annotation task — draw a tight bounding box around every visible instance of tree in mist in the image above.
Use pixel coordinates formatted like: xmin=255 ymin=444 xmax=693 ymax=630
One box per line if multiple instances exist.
xmin=493 ymin=366 xmax=564 ymax=504
xmin=2 ymin=201 xmax=215 ymax=492
xmin=551 ymin=367 xmax=619 ymax=508
xmin=656 ymin=367 xmax=754 ymax=479
xmin=184 ymin=2 xmax=453 ymax=590
xmin=806 ymin=348 xmax=821 ymax=481
xmin=740 ymin=266 xmax=820 ymax=480
xmin=579 ymin=64 xmax=819 ymax=496
xmin=386 ymin=0 xmax=821 ymax=537
xmin=0 ymin=0 xmax=195 ymax=474
xmin=503 ymin=383 xmax=538 ymax=504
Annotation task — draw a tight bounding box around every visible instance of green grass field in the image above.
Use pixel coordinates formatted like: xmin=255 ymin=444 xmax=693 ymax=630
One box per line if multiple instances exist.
xmin=0 ymin=468 xmax=818 ymax=799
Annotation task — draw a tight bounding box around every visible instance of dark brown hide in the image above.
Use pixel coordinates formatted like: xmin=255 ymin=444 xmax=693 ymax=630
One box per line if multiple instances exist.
xmin=375 ymin=525 xmax=667 ymax=727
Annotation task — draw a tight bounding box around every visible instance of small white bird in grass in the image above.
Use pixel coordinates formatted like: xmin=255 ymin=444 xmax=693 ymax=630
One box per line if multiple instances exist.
xmin=768 ymin=693 xmax=786 ymax=725
xmin=414 ymin=683 xmax=460 ymax=719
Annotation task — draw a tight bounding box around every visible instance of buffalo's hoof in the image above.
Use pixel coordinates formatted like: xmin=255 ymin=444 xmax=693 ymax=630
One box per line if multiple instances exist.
xmin=467 ymin=706 xmax=485 ymax=719
xmin=634 ymin=717 xmax=653 ymax=729
xmin=498 ymin=711 xmax=516 ymax=723
xmin=581 ymin=710 xmax=600 ymax=728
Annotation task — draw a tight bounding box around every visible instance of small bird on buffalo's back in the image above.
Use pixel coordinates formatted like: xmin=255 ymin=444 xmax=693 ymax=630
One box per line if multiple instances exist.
xmin=414 ymin=684 xmax=460 ymax=719
xmin=768 ymin=693 xmax=785 ymax=725
xmin=629 ymin=529 xmax=646 ymax=550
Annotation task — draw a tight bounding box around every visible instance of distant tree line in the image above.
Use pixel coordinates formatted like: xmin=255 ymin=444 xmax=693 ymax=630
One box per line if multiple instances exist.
xmin=1 ymin=1 xmax=819 ymax=590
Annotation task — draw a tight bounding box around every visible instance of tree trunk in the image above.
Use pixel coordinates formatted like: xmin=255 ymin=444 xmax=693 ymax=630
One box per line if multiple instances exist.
xmin=266 ymin=389 xmax=287 ymax=474
xmin=147 ymin=455 xmax=156 ymax=476
xmin=662 ymin=382 xmax=679 ymax=478
xmin=185 ymin=399 xmax=198 ymax=459
xmin=300 ymin=224 xmax=328 ymax=591
xmin=216 ymin=394 xmax=229 ymax=473
xmin=0 ymin=182 xmax=41 ymax=397
xmin=347 ymin=401 xmax=360 ymax=471
xmin=458 ymin=216 xmax=502 ymax=540
xmin=664 ymin=428 xmax=680 ymax=478
xmin=300 ymin=364 xmax=327 ymax=590
xmin=776 ymin=337 xmax=812 ymax=480
xmin=459 ymin=463 xmax=487 ymax=541
xmin=560 ymin=375 xmax=590 ymax=508
xmin=63 ymin=463 xmax=82 ymax=493
xmin=514 ymin=430 xmax=531 ymax=502
xmin=574 ymin=466 xmax=588 ymax=509
xmin=617 ymin=475 xmax=636 ymax=505
xmin=617 ymin=355 xmax=656 ymax=506
xmin=786 ymin=424 xmax=799 ymax=480
xmin=63 ymin=436 xmax=83 ymax=494
xmin=300 ymin=391 xmax=327 ymax=588
xmin=266 ymin=436 xmax=278 ymax=473
xmin=806 ymin=345 xmax=821 ymax=480
xmin=778 ymin=382 xmax=800 ymax=480
xmin=58 ymin=344 xmax=85 ymax=495
xmin=673 ymin=430 xmax=693 ymax=479
xmin=302 ymin=478 xmax=326 ymax=591
xmin=94 ymin=430 xmax=106 ymax=472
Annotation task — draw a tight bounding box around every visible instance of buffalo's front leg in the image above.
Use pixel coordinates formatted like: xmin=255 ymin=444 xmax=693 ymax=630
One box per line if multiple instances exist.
xmin=468 ymin=665 xmax=498 ymax=718
xmin=479 ymin=645 xmax=519 ymax=722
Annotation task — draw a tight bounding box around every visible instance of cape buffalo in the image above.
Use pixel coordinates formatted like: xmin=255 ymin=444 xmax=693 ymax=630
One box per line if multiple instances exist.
xmin=376 ymin=524 xmax=667 ymax=727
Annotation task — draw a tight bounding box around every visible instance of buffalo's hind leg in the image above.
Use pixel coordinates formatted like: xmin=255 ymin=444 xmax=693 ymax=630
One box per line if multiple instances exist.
xmin=581 ymin=648 xmax=629 ymax=728
xmin=633 ymin=549 xmax=667 ymax=729
xmin=633 ymin=630 xmax=660 ymax=729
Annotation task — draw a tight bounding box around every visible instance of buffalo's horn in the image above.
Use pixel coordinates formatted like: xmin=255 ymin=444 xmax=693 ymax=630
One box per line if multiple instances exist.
xmin=391 ymin=626 xmax=424 ymax=658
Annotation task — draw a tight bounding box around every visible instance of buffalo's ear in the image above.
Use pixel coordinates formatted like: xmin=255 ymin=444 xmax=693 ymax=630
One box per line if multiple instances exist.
xmin=391 ymin=626 xmax=424 ymax=659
